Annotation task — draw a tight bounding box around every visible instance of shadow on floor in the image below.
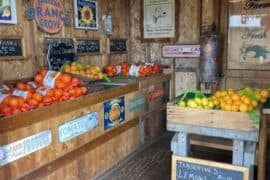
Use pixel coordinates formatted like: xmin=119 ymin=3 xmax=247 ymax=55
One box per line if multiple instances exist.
xmin=97 ymin=132 xmax=269 ymax=180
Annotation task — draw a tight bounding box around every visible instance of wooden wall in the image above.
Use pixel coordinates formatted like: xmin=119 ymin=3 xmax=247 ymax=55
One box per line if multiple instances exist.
xmin=0 ymin=0 xmax=129 ymax=81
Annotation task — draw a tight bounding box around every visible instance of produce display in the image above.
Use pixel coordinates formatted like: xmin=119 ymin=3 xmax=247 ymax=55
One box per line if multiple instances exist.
xmin=177 ymin=87 xmax=269 ymax=113
xmin=61 ymin=62 xmax=105 ymax=80
xmin=0 ymin=69 xmax=88 ymax=117
xmin=103 ymin=61 xmax=163 ymax=78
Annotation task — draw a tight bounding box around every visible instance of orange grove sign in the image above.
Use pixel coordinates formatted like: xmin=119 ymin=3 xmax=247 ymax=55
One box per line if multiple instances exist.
xmin=26 ymin=0 xmax=70 ymax=33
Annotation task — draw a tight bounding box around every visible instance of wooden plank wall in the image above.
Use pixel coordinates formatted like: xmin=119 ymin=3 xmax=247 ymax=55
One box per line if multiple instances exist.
xmin=0 ymin=0 xmax=128 ymax=81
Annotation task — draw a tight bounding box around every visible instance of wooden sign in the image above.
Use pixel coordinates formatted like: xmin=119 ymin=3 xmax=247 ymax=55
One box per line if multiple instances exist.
xmin=110 ymin=39 xmax=127 ymax=53
xmin=148 ymin=88 xmax=165 ymax=102
xmin=172 ymin=155 xmax=249 ymax=180
xmin=0 ymin=130 xmax=52 ymax=166
xmin=45 ymin=38 xmax=76 ymax=71
xmin=104 ymin=96 xmax=125 ymax=130
xmin=58 ymin=112 xmax=98 ymax=143
xmin=76 ymin=39 xmax=100 ymax=54
xmin=0 ymin=38 xmax=23 ymax=58
xmin=162 ymin=45 xmax=200 ymax=58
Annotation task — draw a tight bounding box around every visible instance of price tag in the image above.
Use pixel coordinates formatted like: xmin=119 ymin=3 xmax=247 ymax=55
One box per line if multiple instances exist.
xmin=36 ymin=87 xmax=49 ymax=96
xmin=43 ymin=71 xmax=60 ymax=88
xmin=0 ymin=85 xmax=10 ymax=93
xmin=27 ymin=81 xmax=38 ymax=89
xmin=129 ymin=65 xmax=140 ymax=76
xmin=13 ymin=90 xmax=28 ymax=100
xmin=116 ymin=65 xmax=122 ymax=74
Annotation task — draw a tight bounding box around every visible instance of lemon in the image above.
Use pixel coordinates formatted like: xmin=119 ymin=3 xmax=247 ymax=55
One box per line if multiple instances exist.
xmin=187 ymin=100 xmax=197 ymax=108
xmin=177 ymin=101 xmax=186 ymax=107
xmin=194 ymin=97 xmax=202 ymax=105
xmin=201 ymin=97 xmax=208 ymax=106
xmin=208 ymin=101 xmax=214 ymax=109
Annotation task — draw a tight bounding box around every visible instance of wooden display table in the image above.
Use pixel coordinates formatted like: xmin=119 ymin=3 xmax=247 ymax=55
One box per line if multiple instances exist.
xmin=167 ymin=101 xmax=260 ymax=180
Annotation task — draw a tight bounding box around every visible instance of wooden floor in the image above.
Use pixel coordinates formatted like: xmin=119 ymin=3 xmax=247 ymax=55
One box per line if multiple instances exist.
xmin=96 ymin=132 xmax=270 ymax=180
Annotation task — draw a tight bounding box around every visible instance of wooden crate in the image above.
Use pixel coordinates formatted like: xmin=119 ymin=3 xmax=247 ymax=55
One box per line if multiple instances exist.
xmin=167 ymin=101 xmax=259 ymax=132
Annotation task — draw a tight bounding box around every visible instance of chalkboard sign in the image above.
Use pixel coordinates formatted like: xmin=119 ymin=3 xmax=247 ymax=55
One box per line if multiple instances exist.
xmin=110 ymin=39 xmax=127 ymax=53
xmin=172 ymin=156 xmax=249 ymax=180
xmin=45 ymin=38 xmax=76 ymax=71
xmin=0 ymin=38 xmax=23 ymax=57
xmin=76 ymin=39 xmax=100 ymax=54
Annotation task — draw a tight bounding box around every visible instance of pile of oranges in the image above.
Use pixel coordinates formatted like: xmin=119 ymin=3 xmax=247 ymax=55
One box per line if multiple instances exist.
xmin=0 ymin=68 xmax=88 ymax=117
xmin=209 ymin=87 xmax=268 ymax=112
xmin=177 ymin=87 xmax=269 ymax=113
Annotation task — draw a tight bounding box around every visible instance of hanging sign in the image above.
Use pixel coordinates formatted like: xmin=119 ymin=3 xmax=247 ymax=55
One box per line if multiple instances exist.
xmin=58 ymin=112 xmax=99 ymax=143
xmin=148 ymin=88 xmax=165 ymax=102
xmin=162 ymin=45 xmax=200 ymax=58
xmin=0 ymin=130 xmax=52 ymax=166
xmin=25 ymin=0 xmax=70 ymax=33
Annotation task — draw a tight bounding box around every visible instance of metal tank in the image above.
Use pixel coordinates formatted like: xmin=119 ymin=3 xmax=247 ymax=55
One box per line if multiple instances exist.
xmin=199 ymin=28 xmax=221 ymax=84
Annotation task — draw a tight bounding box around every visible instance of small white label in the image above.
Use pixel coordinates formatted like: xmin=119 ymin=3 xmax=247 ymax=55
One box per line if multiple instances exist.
xmin=0 ymin=130 xmax=52 ymax=166
xmin=27 ymin=81 xmax=38 ymax=89
xmin=13 ymin=90 xmax=28 ymax=100
xmin=43 ymin=71 xmax=60 ymax=88
xmin=116 ymin=65 xmax=122 ymax=74
xmin=0 ymin=93 xmax=8 ymax=103
xmin=129 ymin=65 xmax=140 ymax=76
xmin=36 ymin=87 xmax=49 ymax=96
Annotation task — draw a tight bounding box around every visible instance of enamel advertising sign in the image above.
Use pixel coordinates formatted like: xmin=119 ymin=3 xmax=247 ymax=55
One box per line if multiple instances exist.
xmin=25 ymin=0 xmax=70 ymax=33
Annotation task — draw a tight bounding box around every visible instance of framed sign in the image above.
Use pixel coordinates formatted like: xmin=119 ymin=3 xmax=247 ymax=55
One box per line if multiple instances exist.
xmin=0 ymin=36 xmax=25 ymax=60
xmin=76 ymin=39 xmax=100 ymax=54
xmin=228 ymin=1 xmax=270 ymax=70
xmin=110 ymin=39 xmax=127 ymax=53
xmin=142 ymin=0 xmax=178 ymax=42
xmin=74 ymin=0 xmax=98 ymax=30
xmin=0 ymin=0 xmax=17 ymax=24
xmin=172 ymin=155 xmax=249 ymax=180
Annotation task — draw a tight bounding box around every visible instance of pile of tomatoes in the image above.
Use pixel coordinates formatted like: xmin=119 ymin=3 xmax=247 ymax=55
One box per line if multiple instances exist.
xmin=103 ymin=61 xmax=163 ymax=78
xmin=0 ymin=68 xmax=88 ymax=117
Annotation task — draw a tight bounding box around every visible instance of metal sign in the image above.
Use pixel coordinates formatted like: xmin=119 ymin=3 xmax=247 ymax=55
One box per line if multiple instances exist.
xmin=162 ymin=45 xmax=200 ymax=58
xmin=58 ymin=112 xmax=99 ymax=143
xmin=129 ymin=96 xmax=145 ymax=111
xmin=0 ymin=130 xmax=52 ymax=166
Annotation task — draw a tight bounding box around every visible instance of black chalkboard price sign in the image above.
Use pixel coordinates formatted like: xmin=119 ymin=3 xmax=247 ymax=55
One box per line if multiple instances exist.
xmin=76 ymin=39 xmax=100 ymax=54
xmin=46 ymin=39 xmax=76 ymax=71
xmin=110 ymin=39 xmax=127 ymax=53
xmin=0 ymin=38 xmax=23 ymax=57
xmin=172 ymin=156 xmax=249 ymax=180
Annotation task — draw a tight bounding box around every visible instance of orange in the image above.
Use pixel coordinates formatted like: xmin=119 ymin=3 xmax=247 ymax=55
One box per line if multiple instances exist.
xmin=46 ymin=89 xmax=54 ymax=97
xmin=9 ymin=97 xmax=19 ymax=107
xmin=251 ymin=100 xmax=258 ymax=108
xmin=242 ymin=97 xmax=251 ymax=105
xmin=55 ymin=81 xmax=66 ymax=89
xmin=54 ymin=89 xmax=63 ymax=98
xmin=80 ymin=87 xmax=88 ymax=94
xmin=75 ymin=87 xmax=82 ymax=97
xmin=28 ymin=99 xmax=39 ymax=107
xmin=224 ymin=104 xmax=232 ymax=111
xmin=32 ymin=93 xmax=43 ymax=102
xmin=60 ymin=74 xmax=72 ymax=84
xmin=233 ymin=100 xmax=242 ymax=106
xmin=260 ymin=90 xmax=269 ymax=98
xmin=16 ymin=82 xmax=26 ymax=90
xmin=239 ymin=104 xmax=248 ymax=112
xmin=231 ymin=104 xmax=239 ymax=112
xmin=39 ymin=68 xmax=48 ymax=76
xmin=34 ymin=74 xmax=43 ymax=84
xmin=17 ymin=97 xmax=25 ymax=106
xmin=231 ymin=94 xmax=240 ymax=101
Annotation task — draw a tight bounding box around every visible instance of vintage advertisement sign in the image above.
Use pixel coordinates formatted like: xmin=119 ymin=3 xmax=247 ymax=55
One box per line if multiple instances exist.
xmin=104 ymin=96 xmax=125 ymax=130
xmin=148 ymin=88 xmax=165 ymax=102
xmin=143 ymin=0 xmax=175 ymax=39
xmin=162 ymin=45 xmax=200 ymax=58
xmin=0 ymin=0 xmax=17 ymax=24
xmin=25 ymin=0 xmax=70 ymax=33
xmin=228 ymin=2 xmax=270 ymax=69
xmin=129 ymin=96 xmax=144 ymax=111
xmin=0 ymin=130 xmax=52 ymax=166
xmin=58 ymin=112 xmax=98 ymax=143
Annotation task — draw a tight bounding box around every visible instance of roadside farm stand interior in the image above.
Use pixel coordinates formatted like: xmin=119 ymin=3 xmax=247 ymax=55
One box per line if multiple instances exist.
xmin=1 ymin=0 xmax=270 ymax=180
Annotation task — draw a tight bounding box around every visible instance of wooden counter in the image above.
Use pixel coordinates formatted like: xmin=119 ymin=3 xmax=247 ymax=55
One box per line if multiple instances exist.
xmin=0 ymin=74 xmax=171 ymax=179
